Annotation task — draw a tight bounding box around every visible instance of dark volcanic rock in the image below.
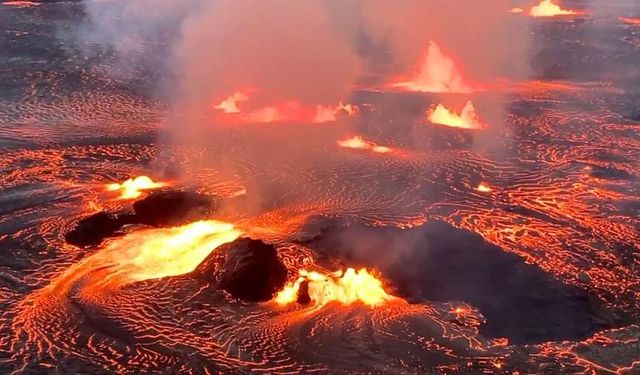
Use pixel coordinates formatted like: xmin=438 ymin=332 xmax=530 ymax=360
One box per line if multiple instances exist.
xmin=64 ymin=212 xmax=135 ymax=247
xmin=300 ymin=218 xmax=630 ymax=345
xmin=203 ymin=238 xmax=288 ymax=302
xmin=296 ymin=280 xmax=311 ymax=305
xmin=132 ymin=191 xmax=215 ymax=226
xmin=65 ymin=190 xmax=218 ymax=247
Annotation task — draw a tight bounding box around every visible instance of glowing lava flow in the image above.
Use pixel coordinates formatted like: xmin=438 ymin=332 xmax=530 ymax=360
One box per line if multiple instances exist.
xmin=529 ymin=0 xmax=579 ymax=17
xmin=52 ymin=220 xmax=243 ymax=294
xmin=427 ymin=101 xmax=487 ymax=130
xmin=1 ymin=1 xmax=40 ymax=7
xmin=274 ymin=268 xmax=396 ymax=307
xmin=106 ymin=176 xmax=167 ymax=199
xmin=212 ymin=90 xmax=357 ymax=124
xmin=620 ymin=17 xmax=640 ymax=26
xmin=337 ymin=135 xmax=392 ymax=154
xmin=392 ymin=41 xmax=474 ymax=93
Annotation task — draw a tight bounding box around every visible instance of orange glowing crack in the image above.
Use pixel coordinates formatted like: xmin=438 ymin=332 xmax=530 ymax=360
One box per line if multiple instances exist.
xmin=274 ymin=268 xmax=397 ymax=307
xmin=427 ymin=101 xmax=487 ymax=130
xmin=392 ymin=41 xmax=474 ymax=93
xmin=106 ymin=175 xmax=167 ymax=199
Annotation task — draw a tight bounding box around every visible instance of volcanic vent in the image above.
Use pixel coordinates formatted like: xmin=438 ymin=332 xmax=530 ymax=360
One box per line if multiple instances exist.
xmin=1 ymin=0 xmax=639 ymax=374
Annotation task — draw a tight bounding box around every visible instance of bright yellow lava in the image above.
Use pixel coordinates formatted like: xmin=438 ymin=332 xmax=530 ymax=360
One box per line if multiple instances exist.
xmin=428 ymin=101 xmax=487 ymax=130
xmin=530 ymin=0 xmax=578 ymax=17
xmin=106 ymin=176 xmax=167 ymax=199
xmin=52 ymin=220 xmax=242 ymax=293
xmin=274 ymin=268 xmax=395 ymax=307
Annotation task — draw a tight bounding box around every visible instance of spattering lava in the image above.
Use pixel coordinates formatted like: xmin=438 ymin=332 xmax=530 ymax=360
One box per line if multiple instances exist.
xmin=337 ymin=135 xmax=393 ymax=154
xmin=427 ymin=101 xmax=487 ymax=130
xmin=212 ymin=90 xmax=357 ymax=124
xmin=274 ymin=268 xmax=396 ymax=307
xmin=529 ymin=0 xmax=580 ymax=17
xmin=106 ymin=175 xmax=167 ymax=199
xmin=391 ymin=41 xmax=474 ymax=93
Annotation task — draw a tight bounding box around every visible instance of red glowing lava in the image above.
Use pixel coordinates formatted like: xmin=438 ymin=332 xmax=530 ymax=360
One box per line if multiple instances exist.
xmin=427 ymin=101 xmax=487 ymax=130
xmin=1 ymin=1 xmax=40 ymax=7
xmin=391 ymin=41 xmax=474 ymax=94
xmin=528 ymin=0 xmax=581 ymax=17
xmin=106 ymin=176 xmax=167 ymax=199
xmin=620 ymin=17 xmax=640 ymax=26
xmin=212 ymin=92 xmax=357 ymax=124
xmin=274 ymin=268 xmax=397 ymax=308
xmin=337 ymin=135 xmax=393 ymax=154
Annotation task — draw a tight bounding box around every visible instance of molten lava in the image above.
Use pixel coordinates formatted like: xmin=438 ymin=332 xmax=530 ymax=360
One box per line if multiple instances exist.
xmin=427 ymin=101 xmax=487 ymax=130
xmin=58 ymin=220 xmax=242 ymax=293
xmin=476 ymin=183 xmax=493 ymax=193
xmin=529 ymin=0 xmax=579 ymax=17
xmin=214 ymin=91 xmax=250 ymax=114
xmin=212 ymin=90 xmax=357 ymax=124
xmin=2 ymin=1 xmax=40 ymax=7
xmin=106 ymin=175 xmax=167 ymax=199
xmin=337 ymin=135 xmax=392 ymax=154
xmin=274 ymin=268 xmax=396 ymax=307
xmin=392 ymin=41 xmax=474 ymax=93
xmin=620 ymin=17 xmax=640 ymax=26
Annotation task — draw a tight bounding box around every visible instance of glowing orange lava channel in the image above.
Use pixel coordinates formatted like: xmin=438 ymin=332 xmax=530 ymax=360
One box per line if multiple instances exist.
xmin=52 ymin=220 xmax=243 ymax=294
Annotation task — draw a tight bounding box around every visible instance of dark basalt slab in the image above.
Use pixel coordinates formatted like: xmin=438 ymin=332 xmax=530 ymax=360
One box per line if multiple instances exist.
xmin=299 ymin=217 xmax=630 ymax=345
xmin=195 ymin=238 xmax=288 ymax=302
xmin=132 ymin=190 xmax=215 ymax=226
xmin=65 ymin=191 xmax=216 ymax=248
xmin=64 ymin=212 xmax=136 ymax=248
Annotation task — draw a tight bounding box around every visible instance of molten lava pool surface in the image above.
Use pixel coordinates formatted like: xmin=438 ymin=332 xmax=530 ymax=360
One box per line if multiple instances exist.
xmin=1 ymin=2 xmax=640 ymax=374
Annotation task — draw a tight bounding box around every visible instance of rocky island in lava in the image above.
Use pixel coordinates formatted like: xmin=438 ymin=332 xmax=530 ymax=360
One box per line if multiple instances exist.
xmin=1 ymin=0 xmax=639 ymax=374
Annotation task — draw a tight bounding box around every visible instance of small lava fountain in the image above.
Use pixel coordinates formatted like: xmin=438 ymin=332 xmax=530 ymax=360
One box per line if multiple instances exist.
xmin=427 ymin=101 xmax=487 ymax=130
xmin=274 ymin=268 xmax=397 ymax=307
xmin=106 ymin=176 xmax=167 ymax=199
xmin=391 ymin=41 xmax=474 ymax=93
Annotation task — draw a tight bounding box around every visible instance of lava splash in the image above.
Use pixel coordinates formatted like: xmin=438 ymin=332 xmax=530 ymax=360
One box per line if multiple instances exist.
xmin=337 ymin=135 xmax=393 ymax=154
xmin=106 ymin=176 xmax=167 ymax=199
xmin=274 ymin=268 xmax=397 ymax=308
xmin=391 ymin=41 xmax=474 ymax=93
xmin=427 ymin=101 xmax=487 ymax=130
xmin=529 ymin=0 xmax=580 ymax=18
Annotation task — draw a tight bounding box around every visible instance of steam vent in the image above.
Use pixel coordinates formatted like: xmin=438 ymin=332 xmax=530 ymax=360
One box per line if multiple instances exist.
xmin=1 ymin=0 xmax=639 ymax=373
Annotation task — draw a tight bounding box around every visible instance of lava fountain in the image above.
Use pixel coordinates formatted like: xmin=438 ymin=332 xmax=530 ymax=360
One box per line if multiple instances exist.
xmin=106 ymin=176 xmax=167 ymax=199
xmin=427 ymin=101 xmax=487 ymax=130
xmin=528 ymin=0 xmax=580 ymax=18
xmin=391 ymin=41 xmax=474 ymax=93
xmin=274 ymin=268 xmax=397 ymax=308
